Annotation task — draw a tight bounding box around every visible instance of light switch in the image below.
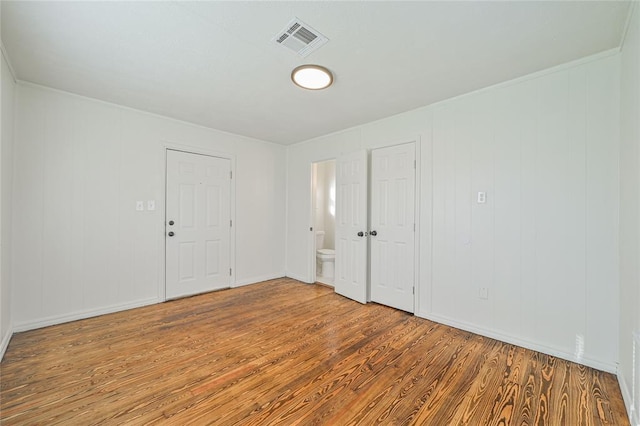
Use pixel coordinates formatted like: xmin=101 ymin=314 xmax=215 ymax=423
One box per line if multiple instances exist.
xmin=136 ymin=201 xmax=144 ymax=211
xmin=477 ymin=192 xmax=486 ymax=204
xmin=479 ymin=287 xmax=488 ymax=299
xmin=147 ymin=200 xmax=155 ymax=211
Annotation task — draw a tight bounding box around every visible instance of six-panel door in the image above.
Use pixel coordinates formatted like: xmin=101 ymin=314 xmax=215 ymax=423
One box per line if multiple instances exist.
xmin=370 ymin=143 xmax=416 ymax=312
xmin=166 ymin=150 xmax=231 ymax=299
xmin=334 ymin=150 xmax=368 ymax=304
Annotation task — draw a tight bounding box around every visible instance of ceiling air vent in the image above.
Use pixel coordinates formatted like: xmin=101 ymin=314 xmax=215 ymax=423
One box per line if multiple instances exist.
xmin=272 ymin=18 xmax=328 ymax=57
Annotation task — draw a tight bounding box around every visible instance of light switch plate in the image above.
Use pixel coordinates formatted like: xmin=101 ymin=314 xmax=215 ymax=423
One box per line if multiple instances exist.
xmin=147 ymin=200 xmax=155 ymax=211
xmin=479 ymin=287 xmax=488 ymax=299
xmin=136 ymin=201 xmax=144 ymax=211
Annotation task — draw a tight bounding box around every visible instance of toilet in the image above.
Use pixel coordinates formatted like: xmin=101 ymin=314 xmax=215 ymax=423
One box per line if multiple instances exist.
xmin=315 ymin=231 xmax=335 ymax=279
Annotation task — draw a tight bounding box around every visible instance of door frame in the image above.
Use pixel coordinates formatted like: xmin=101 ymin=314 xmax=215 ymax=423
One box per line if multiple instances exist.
xmin=306 ymin=136 xmax=421 ymax=312
xmin=159 ymin=142 xmax=236 ymax=302
xmin=309 ymin=162 xmax=316 ymax=284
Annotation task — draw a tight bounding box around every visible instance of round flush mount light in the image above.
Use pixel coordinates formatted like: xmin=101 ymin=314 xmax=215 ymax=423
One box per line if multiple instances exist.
xmin=291 ymin=65 xmax=333 ymax=90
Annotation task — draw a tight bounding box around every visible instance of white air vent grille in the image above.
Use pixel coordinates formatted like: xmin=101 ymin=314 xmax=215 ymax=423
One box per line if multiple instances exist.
xmin=273 ymin=18 xmax=328 ymax=58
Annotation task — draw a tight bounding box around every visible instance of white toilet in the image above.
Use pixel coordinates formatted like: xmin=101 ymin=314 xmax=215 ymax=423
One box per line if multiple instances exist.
xmin=315 ymin=231 xmax=335 ymax=279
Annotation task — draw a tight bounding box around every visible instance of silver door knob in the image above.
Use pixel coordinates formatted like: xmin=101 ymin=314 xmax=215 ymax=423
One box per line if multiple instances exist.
xmin=168 ymin=231 xmax=175 ymax=237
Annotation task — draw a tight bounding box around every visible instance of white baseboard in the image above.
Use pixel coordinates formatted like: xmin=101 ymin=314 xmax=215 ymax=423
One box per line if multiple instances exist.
xmin=416 ymin=311 xmax=617 ymax=374
xmin=233 ymin=273 xmax=286 ymax=288
xmin=13 ymin=275 xmax=292 ymax=333
xmin=0 ymin=322 xmax=13 ymax=361
xmin=624 ymin=332 xmax=640 ymax=426
xmin=285 ymin=273 xmax=312 ymax=284
xmin=13 ymin=297 xmax=160 ymax=333
xmin=618 ymin=370 xmax=638 ymax=426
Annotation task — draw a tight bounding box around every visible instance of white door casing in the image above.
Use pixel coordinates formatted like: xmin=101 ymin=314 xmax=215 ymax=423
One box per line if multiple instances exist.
xmin=370 ymin=143 xmax=416 ymax=312
xmin=166 ymin=150 xmax=231 ymax=299
xmin=334 ymin=150 xmax=368 ymax=304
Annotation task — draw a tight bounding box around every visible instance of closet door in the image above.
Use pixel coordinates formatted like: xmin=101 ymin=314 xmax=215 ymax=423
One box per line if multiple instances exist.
xmin=370 ymin=143 xmax=415 ymax=312
xmin=334 ymin=150 xmax=368 ymax=304
xmin=166 ymin=150 xmax=231 ymax=299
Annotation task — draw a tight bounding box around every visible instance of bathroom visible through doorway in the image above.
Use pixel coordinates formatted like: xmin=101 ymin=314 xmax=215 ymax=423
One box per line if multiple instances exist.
xmin=311 ymin=159 xmax=336 ymax=286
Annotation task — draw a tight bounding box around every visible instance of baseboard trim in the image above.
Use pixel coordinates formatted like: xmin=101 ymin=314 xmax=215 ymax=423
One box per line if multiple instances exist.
xmin=13 ymin=297 xmax=160 ymax=333
xmin=0 ymin=322 xmax=13 ymax=361
xmin=618 ymin=369 xmax=638 ymax=426
xmin=13 ymin=275 xmax=292 ymax=333
xmin=416 ymin=311 xmax=617 ymax=374
xmin=285 ymin=273 xmax=312 ymax=284
xmin=233 ymin=273 xmax=286 ymax=288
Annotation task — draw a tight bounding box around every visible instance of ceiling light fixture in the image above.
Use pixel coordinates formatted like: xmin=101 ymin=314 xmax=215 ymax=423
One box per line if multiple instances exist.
xmin=291 ymin=65 xmax=333 ymax=90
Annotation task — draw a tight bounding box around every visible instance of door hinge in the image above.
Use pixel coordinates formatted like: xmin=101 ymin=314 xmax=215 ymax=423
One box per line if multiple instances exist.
xmin=413 ymin=287 xmax=415 ymax=295
xmin=414 ymin=159 xmax=416 ymax=169
xmin=230 ymin=171 xmax=233 ymax=179
xmin=230 ymin=220 xmax=233 ymax=227
xmin=230 ymin=268 xmax=232 ymax=276
xmin=414 ymin=223 xmax=416 ymax=232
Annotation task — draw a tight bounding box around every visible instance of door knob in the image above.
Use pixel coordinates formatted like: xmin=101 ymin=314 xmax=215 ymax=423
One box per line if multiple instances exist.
xmin=370 ymin=230 xmax=377 ymax=236
xmin=357 ymin=231 xmax=364 ymax=237
xmin=168 ymin=231 xmax=175 ymax=237
xmin=168 ymin=220 xmax=175 ymax=226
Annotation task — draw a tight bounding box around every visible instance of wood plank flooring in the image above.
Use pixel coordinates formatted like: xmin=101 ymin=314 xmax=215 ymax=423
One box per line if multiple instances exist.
xmin=0 ymin=278 xmax=629 ymax=425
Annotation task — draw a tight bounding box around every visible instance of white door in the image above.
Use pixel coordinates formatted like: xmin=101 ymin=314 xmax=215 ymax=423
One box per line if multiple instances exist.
xmin=334 ymin=150 xmax=368 ymax=304
xmin=166 ymin=150 xmax=231 ymax=299
xmin=370 ymin=143 xmax=416 ymax=312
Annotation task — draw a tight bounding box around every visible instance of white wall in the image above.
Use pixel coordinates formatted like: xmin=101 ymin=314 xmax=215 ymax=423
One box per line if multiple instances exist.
xmin=313 ymin=160 xmax=336 ymax=250
xmin=429 ymin=54 xmax=619 ymax=373
xmin=1 ymin=49 xmax=16 ymax=358
xmin=286 ymin=52 xmax=620 ymax=373
xmin=312 ymin=163 xmax=324 ymax=239
xmin=11 ymin=83 xmax=286 ymax=331
xmin=323 ymin=161 xmax=336 ymax=249
xmin=619 ymin=2 xmax=640 ymax=424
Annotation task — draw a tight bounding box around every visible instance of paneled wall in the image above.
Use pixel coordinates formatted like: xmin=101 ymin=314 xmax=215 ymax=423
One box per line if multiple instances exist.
xmin=1 ymin=50 xmax=16 ymax=357
xmin=12 ymin=83 xmax=286 ymax=331
xmin=619 ymin=2 xmax=640 ymax=423
xmin=429 ymin=55 xmax=619 ymax=371
xmin=286 ymin=52 xmax=620 ymax=372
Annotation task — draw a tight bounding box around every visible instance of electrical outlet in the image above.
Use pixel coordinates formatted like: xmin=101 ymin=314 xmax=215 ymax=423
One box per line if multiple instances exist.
xmin=477 ymin=192 xmax=487 ymax=204
xmin=478 ymin=287 xmax=488 ymax=299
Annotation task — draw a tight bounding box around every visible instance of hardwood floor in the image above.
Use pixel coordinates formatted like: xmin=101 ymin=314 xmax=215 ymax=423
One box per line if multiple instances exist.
xmin=0 ymin=278 xmax=629 ymax=425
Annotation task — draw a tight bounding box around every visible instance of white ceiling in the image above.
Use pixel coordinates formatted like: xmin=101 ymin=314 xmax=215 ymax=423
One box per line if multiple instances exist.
xmin=1 ymin=1 xmax=631 ymax=145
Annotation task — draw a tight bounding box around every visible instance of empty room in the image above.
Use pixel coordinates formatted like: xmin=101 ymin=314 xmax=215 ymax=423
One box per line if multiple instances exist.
xmin=1 ymin=1 xmax=639 ymax=425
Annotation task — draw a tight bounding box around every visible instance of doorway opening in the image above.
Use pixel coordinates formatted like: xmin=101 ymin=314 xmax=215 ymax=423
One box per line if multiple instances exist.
xmin=311 ymin=159 xmax=336 ymax=286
